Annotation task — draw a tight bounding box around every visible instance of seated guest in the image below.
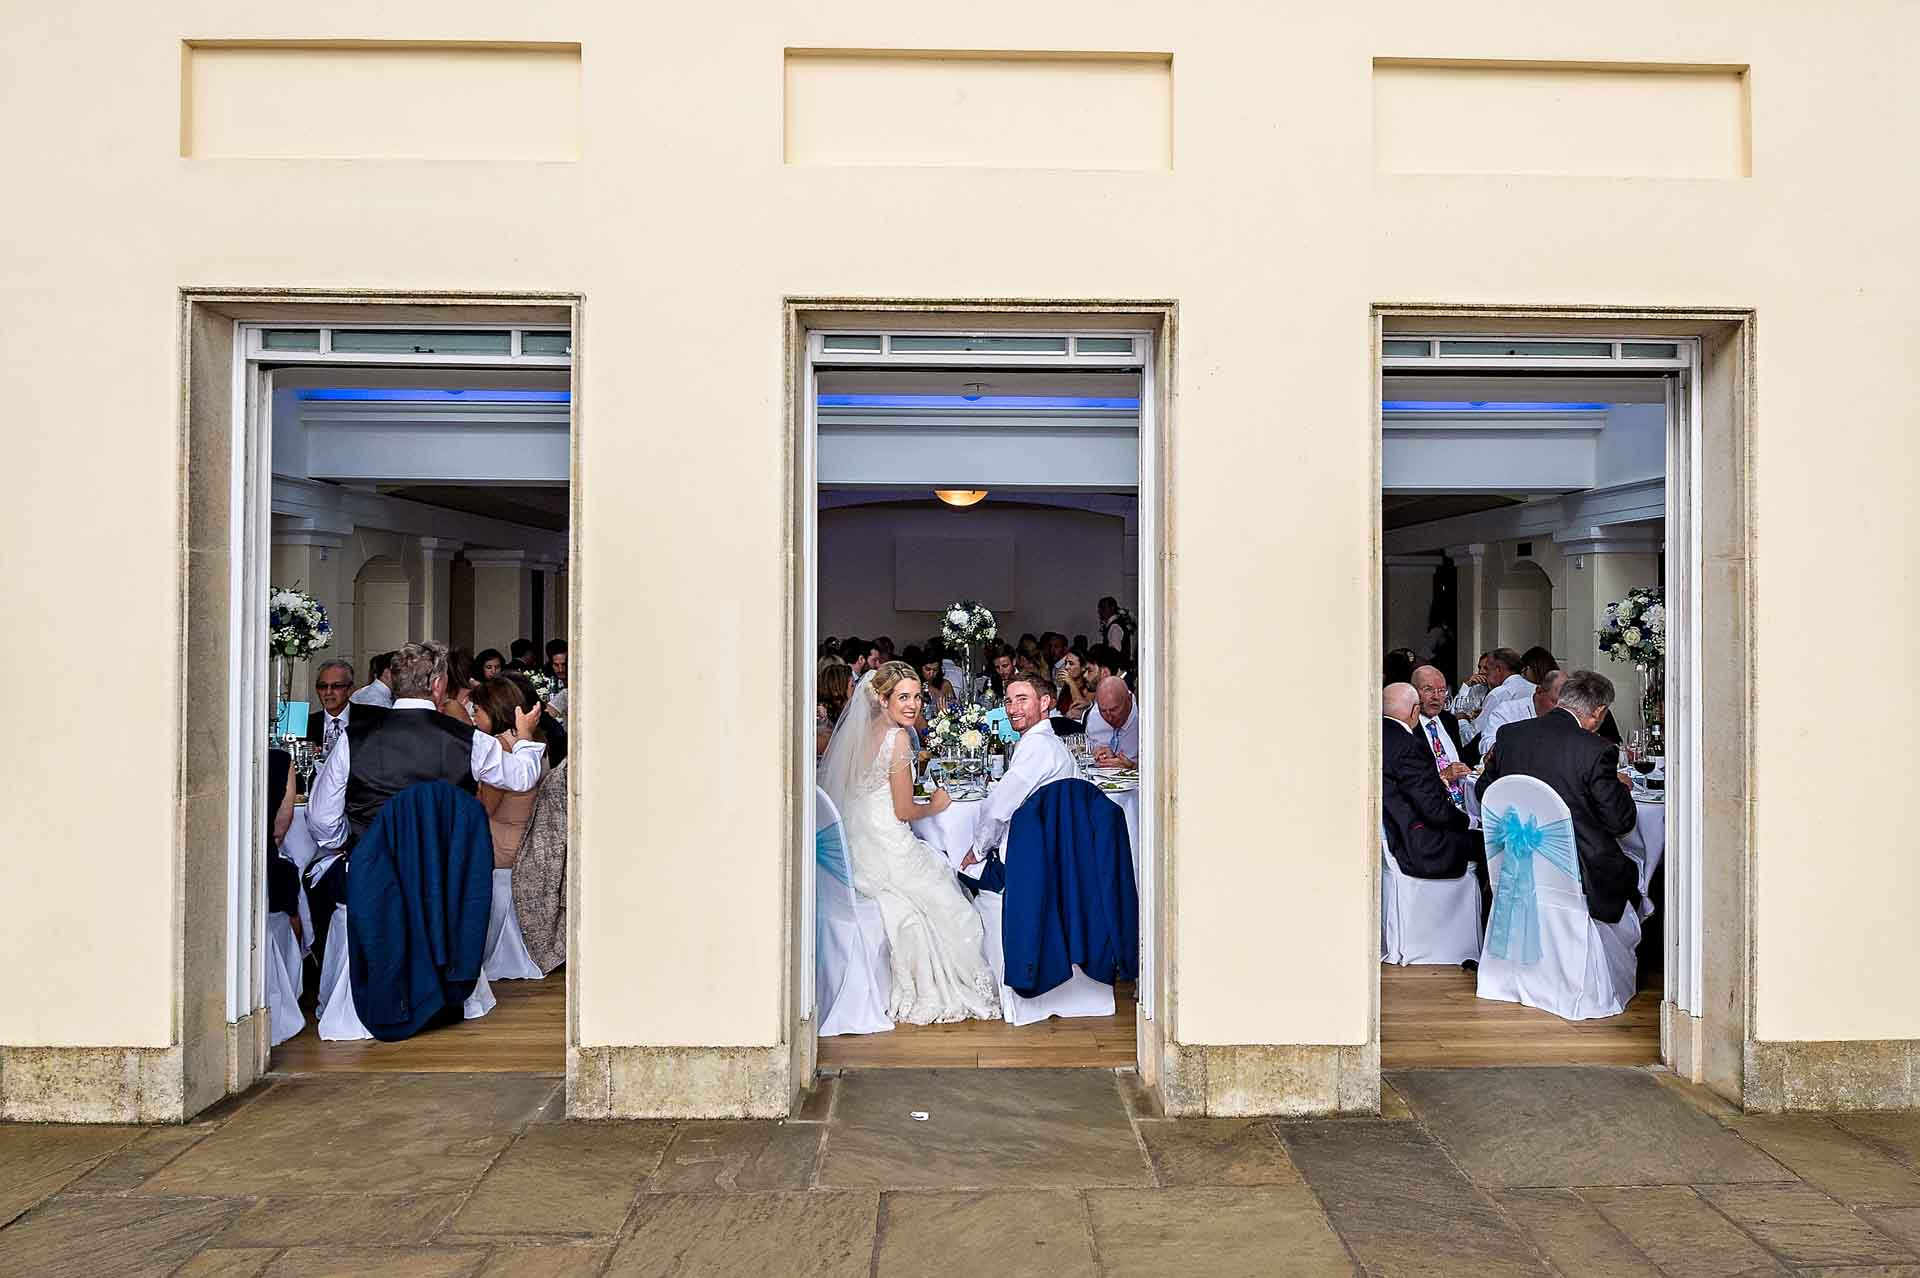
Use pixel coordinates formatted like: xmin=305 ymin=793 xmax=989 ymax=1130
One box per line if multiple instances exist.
xmin=986 ymin=644 xmax=1018 ymax=697
xmin=306 ymin=660 xmax=359 ymax=756
xmin=917 ymin=645 xmax=956 ymax=717
xmin=1087 ymin=676 xmax=1140 ymax=769
xmin=1478 ymin=670 xmax=1640 ymax=924
xmin=305 ymin=641 xmax=547 ymax=960
xmin=1042 ymin=631 xmax=1070 ymax=680
xmin=1384 ymin=647 xmax=1418 ymax=687
xmin=1533 ymin=669 xmax=1565 ymax=718
xmin=817 ymin=663 xmax=853 ymax=757
xmin=838 ymin=636 xmax=876 ymax=678
xmin=1382 ymin=683 xmax=1481 ymax=879
xmin=1056 ymin=651 xmax=1094 ymax=720
xmin=440 ymin=650 xmax=477 ymax=725
xmin=961 ymin=672 xmax=1078 ymax=877
xmin=1519 ymin=646 xmax=1558 ymax=688
xmin=1480 ymin=648 xmax=1559 ymax=759
xmin=472 ymin=677 xmax=550 ymax=868
xmin=1460 ymin=647 xmax=1528 ymax=754
xmin=1083 ymin=643 xmax=1128 ymax=688
xmin=1014 ymin=651 xmax=1044 ymax=678
xmin=1410 ymin=665 xmax=1471 ymax=809
xmin=508 ymin=639 xmax=538 ymax=672
xmin=544 ymin=640 xmax=568 ymax=687
xmin=350 ymin=651 xmax=397 ymax=708
xmin=874 ymin=635 xmax=896 ymax=663
xmin=475 ymin=648 xmax=506 ymax=680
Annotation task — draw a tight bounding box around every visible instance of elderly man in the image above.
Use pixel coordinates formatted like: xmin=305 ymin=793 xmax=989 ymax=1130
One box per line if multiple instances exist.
xmin=1532 ymin=669 xmax=1566 ymax=717
xmin=305 ymin=641 xmax=547 ymax=961
xmin=305 ymin=659 xmax=360 ymax=758
xmin=961 ymin=672 xmax=1078 ymax=876
xmin=1463 ymin=647 xmax=1533 ymax=757
xmin=1478 ymin=670 xmax=1640 ymax=924
xmin=1382 ymin=682 xmax=1480 ymax=880
xmin=1411 ymin=665 xmax=1472 ymax=808
xmin=1087 ymin=676 xmax=1140 ymax=769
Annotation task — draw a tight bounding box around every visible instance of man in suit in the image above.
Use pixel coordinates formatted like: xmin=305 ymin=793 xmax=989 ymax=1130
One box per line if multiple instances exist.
xmin=306 ymin=659 xmax=359 ymax=756
xmin=1411 ymin=665 xmax=1473 ymax=793
xmin=1383 ymin=683 xmax=1481 ymax=880
xmin=1478 ymin=669 xmax=1640 ymax=924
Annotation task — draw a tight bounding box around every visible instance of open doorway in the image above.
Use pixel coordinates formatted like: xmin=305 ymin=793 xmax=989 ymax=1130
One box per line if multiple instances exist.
xmin=800 ymin=321 xmax=1160 ymax=1072
xmin=1377 ymin=336 xmax=1690 ymax=1068
xmin=235 ymin=324 xmax=574 ymax=1074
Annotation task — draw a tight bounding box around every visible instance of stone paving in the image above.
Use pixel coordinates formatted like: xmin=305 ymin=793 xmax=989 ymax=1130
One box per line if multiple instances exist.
xmin=6 ymin=1065 xmax=1920 ymax=1274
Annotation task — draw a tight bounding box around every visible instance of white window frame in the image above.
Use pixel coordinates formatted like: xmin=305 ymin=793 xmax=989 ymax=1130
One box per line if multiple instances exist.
xmin=243 ymin=323 xmax=574 ymax=368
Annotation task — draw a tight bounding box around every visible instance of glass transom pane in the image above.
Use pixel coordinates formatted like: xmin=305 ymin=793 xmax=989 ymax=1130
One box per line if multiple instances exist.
xmin=1437 ymin=340 xmax=1612 ymax=358
xmin=823 ymin=334 xmax=883 ymax=351
xmin=889 ymin=335 xmax=1069 ymax=354
xmin=261 ymin=329 xmax=321 ymax=351
xmin=329 ymin=330 xmax=513 ymax=355
xmin=1075 ymin=337 xmax=1133 ymax=354
xmin=1621 ymin=342 xmax=1680 ymax=358
xmin=1382 ymin=339 xmax=1432 ymax=357
xmin=520 ymin=332 xmax=572 ymax=355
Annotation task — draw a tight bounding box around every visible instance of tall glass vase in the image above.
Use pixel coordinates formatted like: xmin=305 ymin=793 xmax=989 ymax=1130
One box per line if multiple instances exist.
xmin=272 ymin=653 xmax=293 ymax=739
xmin=1638 ymin=662 xmax=1663 ymax=735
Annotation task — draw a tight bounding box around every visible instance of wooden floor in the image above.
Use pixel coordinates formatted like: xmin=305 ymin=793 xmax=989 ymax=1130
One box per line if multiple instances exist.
xmin=269 ymin=964 xmax=1657 ymax=1076
xmin=1381 ymin=963 xmax=1661 ymax=1069
xmin=270 ymin=969 xmax=566 ymax=1074
xmin=817 ymin=985 xmax=1138 ymax=1070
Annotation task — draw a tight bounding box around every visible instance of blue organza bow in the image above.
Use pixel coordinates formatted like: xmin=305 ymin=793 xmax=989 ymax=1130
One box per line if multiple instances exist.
xmin=1483 ymin=808 xmax=1580 ymax=965
xmin=815 ymin=822 xmax=852 ymax=886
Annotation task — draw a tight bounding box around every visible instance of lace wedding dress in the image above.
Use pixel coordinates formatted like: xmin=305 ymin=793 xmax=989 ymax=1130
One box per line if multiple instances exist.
xmin=835 ymin=724 xmax=1001 ymax=1025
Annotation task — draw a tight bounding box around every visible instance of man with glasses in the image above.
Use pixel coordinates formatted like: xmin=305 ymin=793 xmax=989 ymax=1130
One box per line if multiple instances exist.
xmin=305 ymin=660 xmax=363 ymax=760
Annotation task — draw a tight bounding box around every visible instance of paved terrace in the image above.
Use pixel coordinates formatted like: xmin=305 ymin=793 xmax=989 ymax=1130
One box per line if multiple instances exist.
xmin=6 ymin=1066 xmax=1920 ymax=1275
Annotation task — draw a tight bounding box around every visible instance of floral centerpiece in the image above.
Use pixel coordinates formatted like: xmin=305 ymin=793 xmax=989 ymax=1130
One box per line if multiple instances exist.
xmin=523 ymin=669 xmax=557 ymax=704
xmin=929 ymin=700 xmax=989 ymax=754
xmin=940 ymin=600 xmax=997 ymax=647
xmin=1597 ymin=586 xmax=1665 ymax=731
xmin=269 ymin=586 xmax=333 ymax=659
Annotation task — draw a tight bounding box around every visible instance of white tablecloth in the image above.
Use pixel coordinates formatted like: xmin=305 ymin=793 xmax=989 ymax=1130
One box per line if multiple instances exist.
xmin=912 ymin=782 xmax=1140 ymax=882
xmin=277 ymin=804 xmax=321 ymax=950
xmin=1463 ymin=776 xmax=1665 ymax=917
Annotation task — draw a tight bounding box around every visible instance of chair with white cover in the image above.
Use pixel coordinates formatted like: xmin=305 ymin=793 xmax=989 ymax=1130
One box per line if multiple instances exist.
xmin=815 ymin=787 xmax=894 ymax=1036
xmin=1475 ymin=775 xmax=1639 ymax=1020
xmin=483 ymin=868 xmax=545 ymax=981
xmin=315 ymin=902 xmax=498 ymax=1041
xmin=1380 ymin=823 xmax=1482 ymax=966
xmin=972 ymin=890 xmax=1116 ymax=1026
xmin=264 ymin=912 xmax=306 ymax=1047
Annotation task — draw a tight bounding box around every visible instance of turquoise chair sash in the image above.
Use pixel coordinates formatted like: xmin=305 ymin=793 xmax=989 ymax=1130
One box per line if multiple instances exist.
xmin=1483 ymin=807 xmax=1579 ymax=965
xmin=815 ymin=822 xmax=852 ymax=887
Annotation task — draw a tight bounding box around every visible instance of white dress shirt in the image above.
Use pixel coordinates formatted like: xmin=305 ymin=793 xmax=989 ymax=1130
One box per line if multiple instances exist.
xmin=1478 ymin=693 xmax=1537 ymax=757
xmin=1460 ymin=673 xmax=1531 ymax=745
xmin=349 ymin=679 xmax=394 ymax=709
xmin=315 ymin=704 xmax=352 ymax=758
xmin=1088 ymin=698 xmax=1140 ymax=763
xmin=970 ymin=719 xmax=1078 ymax=859
xmin=307 ymin=697 xmax=547 ymax=849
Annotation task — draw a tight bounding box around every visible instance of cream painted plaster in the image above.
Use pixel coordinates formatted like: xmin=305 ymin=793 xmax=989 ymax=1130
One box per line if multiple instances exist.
xmin=0 ymin=4 xmax=1914 ymax=1082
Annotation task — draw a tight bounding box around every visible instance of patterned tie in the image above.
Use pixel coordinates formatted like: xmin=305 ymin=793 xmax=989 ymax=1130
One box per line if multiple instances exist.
xmin=1426 ymin=720 xmax=1464 ymax=806
xmin=323 ymin=716 xmax=343 ymax=759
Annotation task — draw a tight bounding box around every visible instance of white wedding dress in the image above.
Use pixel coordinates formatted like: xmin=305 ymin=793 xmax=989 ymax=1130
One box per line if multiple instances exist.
xmin=835 ymin=724 xmax=1001 ymax=1025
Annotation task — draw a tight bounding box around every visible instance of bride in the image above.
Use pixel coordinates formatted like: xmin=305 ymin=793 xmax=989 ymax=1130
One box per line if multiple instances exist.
xmin=820 ymin=661 xmax=1001 ymax=1025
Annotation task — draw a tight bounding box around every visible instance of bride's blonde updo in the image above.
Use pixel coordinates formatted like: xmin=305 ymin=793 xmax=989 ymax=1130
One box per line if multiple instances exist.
xmin=867 ymin=659 xmax=921 ymax=704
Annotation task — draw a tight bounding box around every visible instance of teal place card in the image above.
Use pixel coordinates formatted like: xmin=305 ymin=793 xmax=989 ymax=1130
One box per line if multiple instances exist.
xmin=277 ymin=699 xmax=309 ymax=738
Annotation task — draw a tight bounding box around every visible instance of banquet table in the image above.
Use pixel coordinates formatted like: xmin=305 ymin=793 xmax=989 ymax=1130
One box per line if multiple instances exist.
xmin=911 ymin=775 xmax=1141 ymax=881
xmin=1462 ymin=775 xmax=1665 ymax=919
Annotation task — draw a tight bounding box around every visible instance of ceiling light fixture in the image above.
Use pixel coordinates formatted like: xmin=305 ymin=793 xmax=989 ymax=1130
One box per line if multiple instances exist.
xmin=934 ymin=490 xmax=989 ymax=508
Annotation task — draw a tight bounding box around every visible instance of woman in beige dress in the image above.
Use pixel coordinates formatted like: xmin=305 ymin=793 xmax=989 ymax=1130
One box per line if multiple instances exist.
xmin=472 ymin=676 xmax=548 ymax=867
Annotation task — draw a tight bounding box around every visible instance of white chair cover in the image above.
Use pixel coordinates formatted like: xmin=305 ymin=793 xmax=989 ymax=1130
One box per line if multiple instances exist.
xmin=1475 ymin=775 xmax=1640 ymax=1020
xmin=814 ymin=788 xmax=894 ymax=1036
xmin=1380 ymin=824 xmax=1481 ymax=966
xmin=483 ymin=868 xmax=545 ymax=981
xmin=971 ymin=890 xmax=1116 ymax=1026
xmin=264 ymin=912 xmax=306 ymax=1047
xmin=315 ymin=904 xmax=496 ymax=1041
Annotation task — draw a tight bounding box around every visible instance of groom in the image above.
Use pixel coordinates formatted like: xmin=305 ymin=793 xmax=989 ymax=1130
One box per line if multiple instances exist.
xmin=961 ymin=671 xmax=1078 ymax=886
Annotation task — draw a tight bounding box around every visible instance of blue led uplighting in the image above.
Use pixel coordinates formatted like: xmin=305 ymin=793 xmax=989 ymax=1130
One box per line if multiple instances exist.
xmin=296 ymin=388 xmax=572 ymax=403
xmin=817 ymin=393 xmax=1140 ymax=409
xmin=1382 ymin=400 xmax=1610 ymax=412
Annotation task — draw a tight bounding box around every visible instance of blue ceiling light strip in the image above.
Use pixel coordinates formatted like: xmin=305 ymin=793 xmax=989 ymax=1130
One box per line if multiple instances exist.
xmin=817 ymin=393 xmax=1141 ymax=409
xmin=296 ymin=388 xmax=572 ymax=403
xmin=1382 ymin=400 xmax=1610 ymax=412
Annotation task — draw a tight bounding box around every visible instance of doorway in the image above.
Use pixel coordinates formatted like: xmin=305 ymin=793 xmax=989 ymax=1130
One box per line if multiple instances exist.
xmin=1376 ymin=331 xmax=1699 ymax=1071
xmin=214 ymin=307 xmax=576 ymax=1079
xmin=795 ymin=311 xmax=1166 ymax=1074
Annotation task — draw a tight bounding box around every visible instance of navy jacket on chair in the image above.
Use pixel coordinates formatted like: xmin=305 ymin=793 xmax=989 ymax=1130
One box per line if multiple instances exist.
xmin=345 ymin=781 xmax=494 ymax=1042
xmin=1002 ymin=779 xmax=1139 ymax=998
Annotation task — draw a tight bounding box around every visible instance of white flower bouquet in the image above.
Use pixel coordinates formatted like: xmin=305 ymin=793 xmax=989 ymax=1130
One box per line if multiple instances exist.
xmin=268 ymin=585 xmax=333 ymax=659
xmin=1597 ymin=586 xmax=1665 ymax=670
xmin=930 ymin=700 xmax=988 ymax=748
xmin=523 ymin=669 xmax=556 ymax=704
xmin=940 ymin=600 xmax=997 ymax=647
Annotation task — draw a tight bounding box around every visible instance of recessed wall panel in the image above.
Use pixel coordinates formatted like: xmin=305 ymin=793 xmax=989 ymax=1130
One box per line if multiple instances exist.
xmin=1374 ymin=59 xmax=1749 ymax=178
xmin=785 ymin=50 xmax=1172 ymax=171
xmin=183 ymin=42 xmax=581 ymax=160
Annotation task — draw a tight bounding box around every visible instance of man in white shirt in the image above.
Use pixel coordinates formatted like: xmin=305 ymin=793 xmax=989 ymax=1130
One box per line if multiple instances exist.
xmin=1459 ymin=647 xmax=1529 ymax=752
xmin=1088 ymin=677 xmax=1140 ymax=769
xmin=961 ymin=672 xmax=1078 ymax=874
xmin=349 ymin=651 xmax=396 ymax=709
xmin=1411 ymin=665 xmax=1471 ymax=810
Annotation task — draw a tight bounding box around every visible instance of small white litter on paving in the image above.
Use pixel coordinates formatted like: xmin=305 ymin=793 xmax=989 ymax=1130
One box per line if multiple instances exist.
xmin=909 ymin=1111 xmax=930 ymax=1121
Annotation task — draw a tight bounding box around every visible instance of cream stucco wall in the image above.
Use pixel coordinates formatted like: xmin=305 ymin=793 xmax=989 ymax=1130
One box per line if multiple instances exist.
xmin=3 ymin=3 xmax=1917 ymax=1078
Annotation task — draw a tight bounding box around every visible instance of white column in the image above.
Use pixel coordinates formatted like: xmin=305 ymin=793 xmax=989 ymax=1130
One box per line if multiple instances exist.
xmin=466 ymin=549 xmax=535 ymax=655
xmin=528 ymin=558 xmax=565 ymax=650
xmin=1557 ymin=528 xmax=1662 ymax=734
xmin=412 ymin=537 xmax=463 ymax=644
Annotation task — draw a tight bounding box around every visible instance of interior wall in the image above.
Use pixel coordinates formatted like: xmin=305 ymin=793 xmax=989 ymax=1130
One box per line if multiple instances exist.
xmin=819 ymin=502 xmax=1127 ymax=645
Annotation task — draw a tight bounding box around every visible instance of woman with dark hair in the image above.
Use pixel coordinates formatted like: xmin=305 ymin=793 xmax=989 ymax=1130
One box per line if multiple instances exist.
xmin=441 ymin=649 xmax=478 ymax=723
xmin=916 ymin=643 xmax=956 ymax=719
xmin=475 ymin=648 xmax=506 ymax=680
xmin=473 ymin=676 xmax=551 ymax=868
xmin=816 ymin=662 xmax=853 ymax=757
xmin=265 ymin=748 xmax=302 ymax=935
xmin=1519 ymin=645 xmax=1559 ymax=688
